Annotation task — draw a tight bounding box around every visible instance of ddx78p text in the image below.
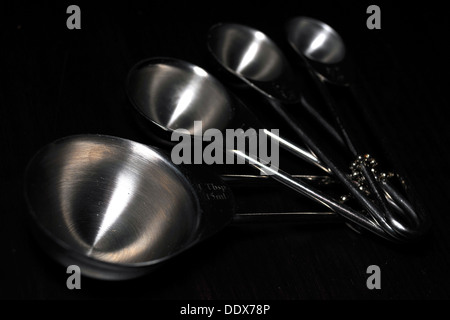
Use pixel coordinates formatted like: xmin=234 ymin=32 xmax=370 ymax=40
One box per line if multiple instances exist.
xmin=180 ymin=304 xmax=270 ymax=317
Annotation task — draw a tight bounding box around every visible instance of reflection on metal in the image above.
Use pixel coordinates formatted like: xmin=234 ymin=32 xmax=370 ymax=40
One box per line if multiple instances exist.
xmin=287 ymin=17 xmax=346 ymax=64
xmin=126 ymin=59 xmax=234 ymax=135
xmin=25 ymin=135 xmax=200 ymax=269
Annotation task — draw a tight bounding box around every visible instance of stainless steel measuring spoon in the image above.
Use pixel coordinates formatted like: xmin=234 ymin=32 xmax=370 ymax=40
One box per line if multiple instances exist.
xmin=286 ymin=16 xmax=430 ymax=240
xmin=24 ymin=134 xmax=340 ymax=280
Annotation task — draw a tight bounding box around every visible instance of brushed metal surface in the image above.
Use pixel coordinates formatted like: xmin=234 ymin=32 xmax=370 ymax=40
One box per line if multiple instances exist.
xmin=25 ymin=135 xmax=200 ymax=266
xmin=207 ymin=23 xmax=285 ymax=82
xmin=287 ymin=16 xmax=346 ymax=64
xmin=126 ymin=58 xmax=234 ymax=135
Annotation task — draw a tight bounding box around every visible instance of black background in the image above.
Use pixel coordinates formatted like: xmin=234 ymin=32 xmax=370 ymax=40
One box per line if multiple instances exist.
xmin=1 ymin=0 xmax=450 ymax=300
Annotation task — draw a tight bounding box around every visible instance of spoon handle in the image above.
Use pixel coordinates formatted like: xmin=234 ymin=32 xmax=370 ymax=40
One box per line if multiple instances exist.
xmin=232 ymin=211 xmax=341 ymax=224
xmin=221 ymin=173 xmax=334 ymax=187
xmin=299 ymin=94 xmax=347 ymax=148
xmin=303 ymin=61 xmax=429 ymax=241
xmin=262 ymin=129 xmax=330 ymax=173
xmin=311 ymin=73 xmax=370 ymax=156
xmin=254 ymin=96 xmax=430 ymax=241
xmin=229 ymin=149 xmax=396 ymax=241
xmin=308 ymin=68 xmax=401 ymax=210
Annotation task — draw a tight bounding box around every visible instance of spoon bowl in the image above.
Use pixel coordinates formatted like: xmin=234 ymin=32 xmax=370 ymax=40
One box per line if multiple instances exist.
xmin=126 ymin=57 xmax=234 ymax=136
xmin=207 ymin=23 xmax=286 ymax=82
xmin=24 ymin=135 xmax=234 ymax=280
xmin=207 ymin=24 xmax=301 ymax=103
xmin=286 ymin=17 xmax=346 ymax=65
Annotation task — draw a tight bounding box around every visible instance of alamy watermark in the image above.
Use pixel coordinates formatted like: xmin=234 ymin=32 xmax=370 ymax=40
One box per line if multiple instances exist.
xmin=170 ymin=121 xmax=280 ymax=175
xmin=66 ymin=5 xmax=81 ymax=30
xmin=367 ymin=5 xmax=381 ymax=29
xmin=67 ymin=5 xmax=381 ymax=31
xmin=366 ymin=265 xmax=381 ymax=289
xmin=66 ymin=265 xmax=81 ymax=289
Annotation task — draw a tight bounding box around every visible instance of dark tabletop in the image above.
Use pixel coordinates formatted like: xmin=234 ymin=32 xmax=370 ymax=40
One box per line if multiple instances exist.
xmin=1 ymin=0 xmax=449 ymax=300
